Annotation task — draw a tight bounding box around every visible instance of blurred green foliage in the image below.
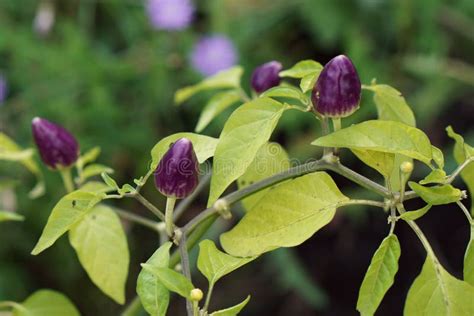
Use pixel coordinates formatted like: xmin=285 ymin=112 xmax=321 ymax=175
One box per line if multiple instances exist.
xmin=0 ymin=0 xmax=473 ymax=315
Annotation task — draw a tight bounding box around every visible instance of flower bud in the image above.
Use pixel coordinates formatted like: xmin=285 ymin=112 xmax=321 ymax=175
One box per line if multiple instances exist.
xmin=31 ymin=117 xmax=79 ymax=169
xmin=190 ymin=288 xmax=203 ymax=302
xmin=311 ymin=55 xmax=361 ymax=118
xmin=400 ymin=161 xmax=414 ymax=174
xmin=251 ymin=61 xmax=282 ymax=94
xmin=154 ymin=138 xmax=199 ymax=199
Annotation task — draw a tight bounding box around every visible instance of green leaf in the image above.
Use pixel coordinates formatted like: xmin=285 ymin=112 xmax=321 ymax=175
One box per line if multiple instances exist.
xmin=175 ymin=67 xmax=243 ymax=105
xmin=0 ymin=211 xmax=24 ymax=222
xmin=404 ymin=256 xmax=474 ymax=315
xmin=69 ymin=205 xmax=129 ymax=304
xmin=408 ymin=182 xmax=462 ymax=205
xmin=150 ymin=133 xmax=219 ymax=170
xmin=261 ymin=86 xmax=309 ymax=106
xmin=209 ymin=295 xmax=251 ymax=316
xmin=237 ymin=142 xmax=290 ymax=210
xmin=198 ymin=240 xmax=256 ymax=288
xmin=447 ymin=126 xmax=474 ymax=214
xmin=420 ymin=169 xmax=447 ymax=185
xmin=31 ymin=190 xmax=105 ymax=255
xmin=137 ymin=242 xmax=172 ymax=316
xmin=0 ymin=132 xmax=44 ymax=199
xmin=12 ymin=289 xmax=80 ymax=316
xmin=279 ymin=60 xmax=323 ymax=78
xmin=195 ymin=90 xmax=241 ymax=133
xmin=77 ymin=146 xmax=101 ymax=169
xmin=312 ymin=120 xmax=433 ymax=165
xmin=300 ymin=72 xmax=321 ymax=93
xmin=431 ymin=145 xmax=445 ymax=170
xmin=357 ymin=234 xmax=401 ymax=316
xmin=81 ymin=164 xmax=114 ymax=180
xmin=221 ymin=172 xmax=348 ymax=257
xmin=464 ymin=226 xmax=474 ymax=286
xmin=399 ymin=205 xmax=432 ymax=221
xmin=209 ymin=98 xmax=287 ymax=205
xmin=101 ymin=172 xmax=119 ymax=189
xmin=141 ymin=265 xmax=194 ymax=299
xmin=366 ymin=84 xmax=416 ymax=127
xmin=352 ymin=149 xmax=395 ymax=179
xmin=80 ymin=181 xmax=115 ymax=193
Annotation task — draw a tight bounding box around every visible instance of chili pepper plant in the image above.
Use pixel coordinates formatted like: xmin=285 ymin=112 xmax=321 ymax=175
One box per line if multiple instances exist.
xmin=1 ymin=55 xmax=474 ymax=316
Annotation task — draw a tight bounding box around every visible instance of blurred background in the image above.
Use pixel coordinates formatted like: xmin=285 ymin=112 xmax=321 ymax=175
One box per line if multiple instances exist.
xmin=0 ymin=0 xmax=473 ymax=315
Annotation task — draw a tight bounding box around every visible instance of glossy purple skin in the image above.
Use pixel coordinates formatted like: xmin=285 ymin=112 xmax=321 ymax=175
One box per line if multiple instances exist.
xmin=154 ymin=138 xmax=199 ymax=199
xmin=311 ymin=55 xmax=361 ymax=118
xmin=32 ymin=117 xmax=79 ymax=169
xmin=250 ymin=61 xmax=282 ymax=94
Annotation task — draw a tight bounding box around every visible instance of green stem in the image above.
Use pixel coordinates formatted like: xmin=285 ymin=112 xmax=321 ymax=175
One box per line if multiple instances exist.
xmin=203 ymin=283 xmax=214 ymax=312
xmin=113 ymin=208 xmax=160 ymax=232
xmin=60 ymin=168 xmax=75 ymax=193
xmin=165 ymin=197 xmax=176 ymax=237
xmin=446 ymin=156 xmax=474 ymax=184
xmin=178 ymin=233 xmax=193 ymax=316
xmin=332 ymin=118 xmax=341 ymax=155
xmin=193 ymin=301 xmax=199 ymax=316
xmin=134 ymin=193 xmax=166 ymax=221
xmin=321 ymin=117 xmax=331 ymax=156
xmin=456 ymin=201 xmax=473 ymax=224
xmin=121 ymin=296 xmax=142 ymax=316
xmin=397 ymin=204 xmax=437 ymax=259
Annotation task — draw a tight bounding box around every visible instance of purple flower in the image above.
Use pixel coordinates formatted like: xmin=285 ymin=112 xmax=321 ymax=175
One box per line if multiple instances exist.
xmin=0 ymin=75 xmax=7 ymax=104
xmin=251 ymin=61 xmax=282 ymax=94
xmin=311 ymin=55 xmax=361 ymax=118
xmin=146 ymin=0 xmax=194 ymax=31
xmin=190 ymin=35 xmax=238 ymax=76
xmin=32 ymin=117 xmax=79 ymax=169
xmin=154 ymin=138 xmax=199 ymax=199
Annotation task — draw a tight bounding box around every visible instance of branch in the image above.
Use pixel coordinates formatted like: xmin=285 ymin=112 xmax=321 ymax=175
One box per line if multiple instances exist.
xmin=182 ymin=157 xmax=391 ymax=234
xmin=446 ymin=156 xmax=474 ymax=184
xmin=113 ymin=208 xmax=160 ymax=232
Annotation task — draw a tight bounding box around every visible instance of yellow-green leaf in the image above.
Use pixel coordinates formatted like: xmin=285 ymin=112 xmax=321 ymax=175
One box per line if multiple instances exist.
xmin=357 ymin=234 xmax=400 ymax=316
xmin=13 ymin=290 xmax=80 ymax=316
xmin=464 ymin=226 xmax=474 ymax=286
xmin=312 ymin=120 xmax=433 ymax=165
xmin=209 ymin=295 xmax=251 ymax=316
xmin=31 ymin=190 xmax=105 ymax=255
xmin=69 ymin=205 xmax=129 ymax=304
xmin=0 ymin=132 xmax=44 ymax=198
xmin=420 ymin=169 xmax=447 ymax=185
xmin=137 ymin=242 xmax=172 ymax=316
xmin=198 ymin=240 xmax=256 ymax=288
xmin=221 ymin=172 xmax=348 ymax=257
xmin=447 ymin=126 xmax=474 ymax=214
xmin=399 ymin=205 xmax=432 ymax=221
xmin=208 ymin=98 xmax=287 ymax=205
xmin=279 ymin=60 xmax=322 ymax=78
xmin=408 ymin=182 xmax=462 ymax=205
xmin=237 ymin=142 xmax=290 ymax=211
xmin=300 ymin=71 xmax=321 ymax=93
xmin=261 ymin=85 xmax=309 ymax=106
xmin=352 ymin=149 xmax=395 ymax=179
xmin=195 ymin=90 xmax=241 ymax=133
xmin=141 ymin=265 xmax=194 ymax=299
xmin=175 ymin=67 xmax=243 ymax=105
xmin=0 ymin=211 xmax=24 ymax=222
xmin=366 ymin=84 xmax=416 ymax=127
xmin=404 ymin=256 xmax=474 ymax=315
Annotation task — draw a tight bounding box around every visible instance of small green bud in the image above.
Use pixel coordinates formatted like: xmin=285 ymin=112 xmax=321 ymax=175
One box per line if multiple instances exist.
xmin=190 ymin=288 xmax=203 ymax=302
xmin=400 ymin=161 xmax=414 ymax=174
